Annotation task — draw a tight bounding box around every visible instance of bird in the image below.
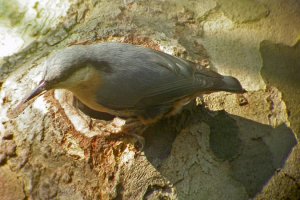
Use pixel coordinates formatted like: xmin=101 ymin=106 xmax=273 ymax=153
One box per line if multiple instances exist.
xmin=21 ymin=42 xmax=245 ymax=147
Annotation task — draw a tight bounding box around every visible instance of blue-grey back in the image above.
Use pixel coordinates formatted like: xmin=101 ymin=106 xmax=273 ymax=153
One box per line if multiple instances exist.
xmin=86 ymin=43 xmax=210 ymax=110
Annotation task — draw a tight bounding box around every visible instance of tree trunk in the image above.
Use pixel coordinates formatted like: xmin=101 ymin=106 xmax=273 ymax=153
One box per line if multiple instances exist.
xmin=0 ymin=0 xmax=299 ymax=199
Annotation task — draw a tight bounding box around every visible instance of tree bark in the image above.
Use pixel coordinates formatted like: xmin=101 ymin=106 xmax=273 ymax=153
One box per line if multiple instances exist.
xmin=0 ymin=0 xmax=299 ymax=199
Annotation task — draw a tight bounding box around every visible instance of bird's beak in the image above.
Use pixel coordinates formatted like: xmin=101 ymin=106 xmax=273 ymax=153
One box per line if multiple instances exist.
xmin=23 ymin=81 xmax=47 ymax=103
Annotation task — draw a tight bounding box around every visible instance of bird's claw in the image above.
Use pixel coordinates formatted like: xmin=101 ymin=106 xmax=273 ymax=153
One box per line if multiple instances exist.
xmin=125 ymin=132 xmax=145 ymax=151
xmin=121 ymin=118 xmax=146 ymax=151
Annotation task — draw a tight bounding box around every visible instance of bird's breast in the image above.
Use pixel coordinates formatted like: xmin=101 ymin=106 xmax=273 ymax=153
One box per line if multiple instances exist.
xmin=70 ymin=71 xmax=107 ymax=111
xmin=73 ymin=87 xmax=135 ymax=117
xmin=67 ymin=67 xmax=134 ymax=117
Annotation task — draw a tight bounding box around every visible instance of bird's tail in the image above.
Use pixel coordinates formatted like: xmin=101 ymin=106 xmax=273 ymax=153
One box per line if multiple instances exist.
xmin=219 ymin=76 xmax=246 ymax=93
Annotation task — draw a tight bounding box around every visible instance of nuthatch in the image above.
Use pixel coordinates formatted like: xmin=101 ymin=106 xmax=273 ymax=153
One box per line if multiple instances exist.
xmin=22 ymin=42 xmax=245 ymax=145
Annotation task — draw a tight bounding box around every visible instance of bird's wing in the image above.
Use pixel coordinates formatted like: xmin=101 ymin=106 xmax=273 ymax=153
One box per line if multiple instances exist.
xmin=131 ymin=48 xmax=223 ymax=107
xmin=96 ymin=47 xmax=225 ymax=111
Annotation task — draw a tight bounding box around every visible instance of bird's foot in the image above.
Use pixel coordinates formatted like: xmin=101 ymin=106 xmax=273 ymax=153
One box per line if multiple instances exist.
xmin=121 ymin=118 xmax=144 ymax=131
xmin=121 ymin=118 xmax=147 ymax=151
xmin=124 ymin=132 xmax=145 ymax=151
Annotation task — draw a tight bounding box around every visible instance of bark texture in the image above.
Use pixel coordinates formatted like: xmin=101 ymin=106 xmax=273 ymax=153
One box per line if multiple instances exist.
xmin=0 ymin=0 xmax=299 ymax=199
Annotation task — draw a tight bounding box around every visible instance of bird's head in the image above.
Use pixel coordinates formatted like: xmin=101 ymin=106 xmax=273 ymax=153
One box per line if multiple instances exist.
xmin=23 ymin=45 xmax=90 ymax=103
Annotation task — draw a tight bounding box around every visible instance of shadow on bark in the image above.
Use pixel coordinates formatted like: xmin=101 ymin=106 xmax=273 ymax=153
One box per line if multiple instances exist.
xmin=142 ymin=105 xmax=296 ymax=198
xmin=77 ymin=98 xmax=296 ymax=198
